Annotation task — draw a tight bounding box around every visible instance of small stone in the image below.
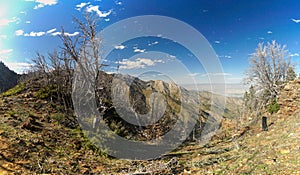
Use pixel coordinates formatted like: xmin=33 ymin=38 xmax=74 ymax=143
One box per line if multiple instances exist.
xmin=279 ymin=149 xmax=290 ymax=154
xmin=284 ymin=84 xmax=293 ymax=91
xmin=288 ymin=133 xmax=294 ymax=137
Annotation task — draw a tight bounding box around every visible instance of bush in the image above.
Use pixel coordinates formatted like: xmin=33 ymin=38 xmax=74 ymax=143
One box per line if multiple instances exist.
xmin=2 ymin=82 xmax=26 ymax=97
xmin=267 ymin=100 xmax=280 ymax=114
xmin=35 ymin=85 xmax=57 ymax=99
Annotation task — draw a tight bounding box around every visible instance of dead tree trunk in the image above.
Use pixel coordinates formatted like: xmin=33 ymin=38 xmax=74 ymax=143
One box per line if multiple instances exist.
xmin=262 ymin=116 xmax=268 ymax=131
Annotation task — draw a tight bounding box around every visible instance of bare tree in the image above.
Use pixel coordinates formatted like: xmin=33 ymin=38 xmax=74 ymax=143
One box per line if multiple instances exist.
xmin=245 ymin=41 xmax=292 ymax=104
xmin=243 ymin=41 xmax=295 ymax=124
xmin=31 ymin=52 xmax=51 ymax=86
xmin=59 ymin=13 xmax=104 ymax=82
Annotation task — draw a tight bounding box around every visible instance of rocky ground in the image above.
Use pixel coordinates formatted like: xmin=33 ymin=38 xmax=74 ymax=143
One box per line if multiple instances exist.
xmin=0 ymin=79 xmax=300 ymax=174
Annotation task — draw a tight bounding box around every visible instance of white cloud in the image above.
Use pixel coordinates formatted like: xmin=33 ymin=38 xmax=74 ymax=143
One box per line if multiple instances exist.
xmin=33 ymin=0 xmax=58 ymax=9
xmin=115 ymin=1 xmax=122 ymax=5
xmin=0 ymin=49 xmax=13 ymax=55
xmin=148 ymin=41 xmax=159 ymax=46
xmin=292 ymin=18 xmax=300 ymax=23
xmin=104 ymin=18 xmax=110 ymax=22
xmin=119 ymin=58 xmax=164 ymax=70
xmin=25 ymin=21 xmax=31 ymax=24
xmin=51 ymin=31 xmax=79 ymax=36
xmin=188 ymin=73 xmax=200 ymax=77
xmin=4 ymin=62 xmax=33 ymax=74
xmin=64 ymin=32 xmax=79 ymax=36
xmin=15 ymin=28 xmax=78 ymax=37
xmin=0 ymin=49 xmax=13 ymax=60
xmin=24 ymin=31 xmax=46 ymax=37
xmin=15 ymin=30 xmax=24 ymax=36
xmin=86 ymin=5 xmax=112 ymax=17
xmin=0 ymin=17 xmax=19 ymax=26
xmin=115 ymin=45 xmax=126 ymax=50
xmin=267 ymin=31 xmax=272 ymax=34
xmin=201 ymin=73 xmax=232 ymax=77
xmin=46 ymin=28 xmax=56 ymax=34
xmin=214 ymin=40 xmax=220 ymax=44
xmin=168 ymin=54 xmax=176 ymax=60
xmin=218 ymin=55 xmax=232 ymax=59
xmin=224 ymin=55 xmax=232 ymax=59
xmin=51 ymin=32 xmax=61 ymax=36
xmin=290 ymin=53 xmax=299 ymax=57
xmin=76 ymin=2 xmax=90 ymax=11
xmin=133 ymin=47 xmax=146 ymax=53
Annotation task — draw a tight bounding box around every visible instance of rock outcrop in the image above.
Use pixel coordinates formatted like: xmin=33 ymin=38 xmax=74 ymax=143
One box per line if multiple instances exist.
xmin=277 ymin=78 xmax=300 ymax=116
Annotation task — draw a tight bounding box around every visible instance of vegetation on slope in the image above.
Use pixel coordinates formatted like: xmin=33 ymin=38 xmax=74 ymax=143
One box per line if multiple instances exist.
xmin=1 ymin=78 xmax=300 ymax=174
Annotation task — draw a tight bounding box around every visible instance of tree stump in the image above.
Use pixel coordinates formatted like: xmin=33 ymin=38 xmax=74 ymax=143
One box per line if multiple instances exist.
xmin=262 ymin=116 xmax=268 ymax=131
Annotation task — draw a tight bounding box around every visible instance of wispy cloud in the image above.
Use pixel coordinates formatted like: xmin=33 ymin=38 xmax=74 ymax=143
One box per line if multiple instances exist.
xmin=148 ymin=41 xmax=159 ymax=46
xmin=76 ymin=2 xmax=90 ymax=11
xmin=218 ymin=55 xmax=232 ymax=59
xmin=290 ymin=53 xmax=299 ymax=57
xmin=292 ymin=18 xmax=300 ymax=23
xmin=133 ymin=47 xmax=146 ymax=53
xmin=0 ymin=49 xmax=13 ymax=60
xmin=86 ymin=5 xmax=112 ymax=17
xmin=46 ymin=28 xmax=57 ymax=34
xmin=167 ymin=54 xmax=176 ymax=60
xmin=15 ymin=29 xmax=79 ymax=37
xmin=64 ymin=32 xmax=79 ymax=36
xmin=267 ymin=31 xmax=272 ymax=34
xmin=214 ymin=40 xmax=221 ymax=44
xmin=201 ymin=73 xmax=232 ymax=77
xmin=25 ymin=21 xmax=31 ymax=24
xmin=115 ymin=45 xmax=126 ymax=50
xmin=4 ymin=62 xmax=33 ymax=74
xmin=51 ymin=31 xmax=79 ymax=36
xmin=15 ymin=30 xmax=25 ymax=36
xmin=0 ymin=49 xmax=13 ymax=55
xmin=32 ymin=0 xmax=58 ymax=9
xmin=0 ymin=17 xmax=20 ymax=26
xmin=188 ymin=73 xmax=200 ymax=77
xmin=119 ymin=58 xmax=164 ymax=70
xmin=115 ymin=1 xmax=122 ymax=5
xmin=24 ymin=31 xmax=46 ymax=37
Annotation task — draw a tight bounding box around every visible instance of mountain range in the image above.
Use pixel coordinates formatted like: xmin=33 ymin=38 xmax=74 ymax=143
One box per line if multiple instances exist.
xmin=0 ymin=62 xmax=19 ymax=93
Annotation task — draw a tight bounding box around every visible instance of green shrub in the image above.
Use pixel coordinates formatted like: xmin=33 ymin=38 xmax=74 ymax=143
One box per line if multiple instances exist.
xmin=51 ymin=113 xmax=65 ymax=123
xmin=3 ymin=82 xmax=26 ymax=97
xmin=267 ymin=100 xmax=280 ymax=114
xmin=36 ymin=85 xmax=57 ymax=99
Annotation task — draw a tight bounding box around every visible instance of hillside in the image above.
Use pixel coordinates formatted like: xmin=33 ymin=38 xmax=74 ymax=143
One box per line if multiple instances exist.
xmin=175 ymin=78 xmax=300 ymax=174
xmin=1 ymin=74 xmax=299 ymax=174
xmin=0 ymin=62 xmax=19 ymax=93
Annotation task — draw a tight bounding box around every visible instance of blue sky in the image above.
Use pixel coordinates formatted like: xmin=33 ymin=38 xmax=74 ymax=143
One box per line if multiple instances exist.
xmin=0 ymin=0 xmax=300 ymax=85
